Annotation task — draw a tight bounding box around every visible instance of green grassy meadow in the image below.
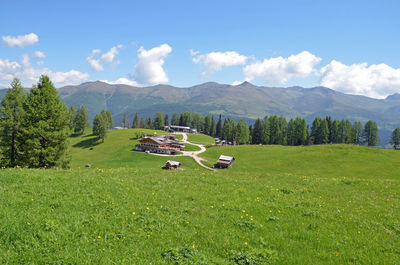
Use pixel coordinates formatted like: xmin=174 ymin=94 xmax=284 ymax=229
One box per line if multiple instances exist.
xmin=186 ymin=133 xmax=216 ymax=145
xmin=0 ymin=129 xmax=399 ymax=264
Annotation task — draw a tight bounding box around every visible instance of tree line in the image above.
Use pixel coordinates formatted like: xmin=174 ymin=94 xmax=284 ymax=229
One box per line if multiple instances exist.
xmin=129 ymin=111 xmax=380 ymax=147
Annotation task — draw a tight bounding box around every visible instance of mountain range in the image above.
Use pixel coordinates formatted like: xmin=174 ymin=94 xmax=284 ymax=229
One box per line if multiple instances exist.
xmin=1 ymin=81 xmax=399 ymax=146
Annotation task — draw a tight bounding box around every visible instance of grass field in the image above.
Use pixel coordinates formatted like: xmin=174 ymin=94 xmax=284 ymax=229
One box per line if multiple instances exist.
xmin=184 ymin=143 xmax=202 ymax=152
xmin=0 ymin=130 xmax=399 ymax=264
xmin=186 ymin=133 xmax=215 ymax=145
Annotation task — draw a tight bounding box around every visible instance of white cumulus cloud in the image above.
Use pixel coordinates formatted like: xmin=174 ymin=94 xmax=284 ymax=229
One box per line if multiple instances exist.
xmin=2 ymin=33 xmax=39 ymax=48
xmin=192 ymin=50 xmax=248 ymax=75
xmin=320 ymin=60 xmax=400 ymax=99
xmin=102 ymin=78 xmax=139 ymax=86
xmin=134 ymin=43 xmax=172 ymax=85
xmin=0 ymin=55 xmax=88 ymax=87
xmin=32 ymin=51 xmax=46 ymax=59
xmin=87 ymin=45 xmax=123 ymax=71
xmin=243 ymin=51 xmax=321 ymax=84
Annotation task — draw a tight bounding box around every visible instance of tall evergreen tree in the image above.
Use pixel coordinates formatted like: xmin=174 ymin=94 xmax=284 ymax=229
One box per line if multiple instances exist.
xmin=74 ymin=105 xmax=89 ymax=134
xmin=252 ymin=118 xmax=263 ymax=144
xmin=390 ymin=128 xmax=400 ymax=150
xmin=261 ymin=116 xmax=270 ymax=144
xmin=0 ymin=78 xmax=26 ymax=167
xmin=294 ymin=117 xmax=308 ymax=145
xmin=93 ymin=113 xmax=107 ymax=142
xmin=363 ymin=120 xmax=378 ymax=146
xmin=171 ymin=113 xmax=179 ymax=125
xmin=216 ymin=114 xmax=222 ymax=139
xmin=132 ymin=113 xmax=140 ymax=128
xmin=222 ymin=118 xmax=232 ymax=141
xmin=105 ymin=110 xmax=113 ymax=129
xmin=68 ymin=105 xmax=76 ymax=131
xmin=204 ymin=114 xmax=212 ymax=135
xmin=353 ymin=121 xmax=363 ymax=145
xmin=236 ymin=120 xmax=249 ymax=144
xmin=153 ymin=112 xmax=164 ymax=130
xmin=21 ymin=75 xmax=70 ymax=168
xmin=164 ymin=114 xmax=169 ymax=126
xmin=330 ymin=120 xmax=340 ymax=143
xmin=139 ymin=117 xmax=145 ymax=128
xmin=122 ymin=112 xmax=128 ymax=128
xmin=210 ymin=116 xmax=216 ymax=137
xmin=145 ymin=116 xmax=153 ymax=129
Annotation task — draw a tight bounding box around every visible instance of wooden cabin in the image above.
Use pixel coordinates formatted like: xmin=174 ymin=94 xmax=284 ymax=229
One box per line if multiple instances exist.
xmin=164 ymin=160 xmax=181 ymax=169
xmin=216 ymin=155 xmax=235 ymax=168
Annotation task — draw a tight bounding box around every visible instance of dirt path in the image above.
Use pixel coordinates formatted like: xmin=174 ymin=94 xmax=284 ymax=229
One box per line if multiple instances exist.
xmin=149 ymin=132 xmax=215 ymax=171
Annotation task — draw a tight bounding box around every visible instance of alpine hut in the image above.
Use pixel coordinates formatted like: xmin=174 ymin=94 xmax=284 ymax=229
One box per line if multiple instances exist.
xmin=216 ymin=155 xmax=235 ymax=168
xmin=164 ymin=160 xmax=181 ymax=169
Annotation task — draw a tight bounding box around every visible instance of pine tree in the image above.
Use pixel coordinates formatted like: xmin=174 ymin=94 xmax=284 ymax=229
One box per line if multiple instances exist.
xmin=216 ymin=114 xmax=222 ymax=139
xmin=139 ymin=117 xmax=145 ymax=128
xmin=164 ymin=114 xmax=169 ymax=126
xmin=390 ymin=128 xmax=400 ymax=150
xmin=236 ymin=120 xmax=249 ymax=144
xmin=153 ymin=112 xmax=164 ymax=130
xmin=122 ymin=112 xmax=128 ymax=128
xmin=93 ymin=113 xmax=107 ymax=142
xmin=74 ymin=105 xmax=89 ymax=134
xmin=21 ymin=75 xmax=70 ymax=168
xmin=105 ymin=110 xmax=113 ymax=129
xmin=222 ymin=118 xmax=232 ymax=141
xmin=171 ymin=113 xmax=179 ymax=125
xmin=353 ymin=121 xmax=363 ymax=145
xmin=294 ymin=117 xmax=307 ymax=145
xmin=210 ymin=116 xmax=216 ymax=137
xmin=287 ymin=118 xmax=296 ymax=146
xmin=68 ymin=105 xmax=76 ymax=131
xmin=145 ymin=117 xmax=153 ymax=129
xmin=132 ymin=113 xmax=140 ymax=128
xmin=252 ymin=118 xmax=263 ymax=144
xmin=0 ymin=78 xmax=26 ymax=167
xmin=363 ymin=120 xmax=378 ymax=146
xmin=204 ymin=115 xmax=211 ymax=135
xmin=261 ymin=116 xmax=270 ymax=144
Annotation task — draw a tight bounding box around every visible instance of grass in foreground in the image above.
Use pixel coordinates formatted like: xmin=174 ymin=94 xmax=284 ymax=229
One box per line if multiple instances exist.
xmin=0 ymin=133 xmax=399 ymax=264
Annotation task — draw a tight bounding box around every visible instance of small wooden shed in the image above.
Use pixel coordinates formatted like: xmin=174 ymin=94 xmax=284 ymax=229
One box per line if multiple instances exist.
xmin=216 ymin=155 xmax=235 ymax=168
xmin=164 ymin=160 xmax=181 ymax=169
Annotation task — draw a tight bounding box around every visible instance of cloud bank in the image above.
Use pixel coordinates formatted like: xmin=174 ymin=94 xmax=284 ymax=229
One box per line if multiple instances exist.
xmin=243 ymin=51 xmax=321 ymax=83
xmin=320 ymin=60 xmax=400 ymax=99
xmin=2 ymin=33 xmax=39 ymax=48
xmin=0 ymin=55 xmax=88 ymax=87
xmin=192 ymin=51 xmax=248 ymax=75
xmin=134 ymin=44 xmax=172 ymax=85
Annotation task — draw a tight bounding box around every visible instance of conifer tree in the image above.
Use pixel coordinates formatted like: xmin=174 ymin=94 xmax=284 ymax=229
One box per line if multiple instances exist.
xmin=236 ymin=120 xmax=249 ymax=144
xmin=145 ymin=116 xmax=153 ymax=129
xmin=105 ymin=110 xmax=113 ymax=129
xmin=261 ymin=116 xmax=270 ymax=144
xmin=132 ymin=113 xmax=140 ymax=128
xmin=0 ymin=78 xmax=26 ymax=167
xmin=153 ymin=112 xmax=164 ymax=130
xmin=216 ymin=114 xmax=222 ymax=139
xmin=353 ymin=121 xmax=363 ymax=145
xmin=68 ymin=105 xmax=76 ymax=130
xmin=252 ymin=118 xmax=263 ymax=144
xmin=171 ymin=113 xmax=179 ymax=125
xmin=363 ymin=120 xmax=378 ymax=146
xmin=74 ymin=105 xmax=89 ymax=134
xmin=93 ymin=113 xmax=107 ymax=142
xmin=21 ymin=75 xmax=70 ymax=168
xmin=122 ymin=112 xmax=128 ymax=128
xmin=139 ymin=117 xmax=145 ymax=128
xmin=164 ymin=114 xmax=169 ymax=126
xmin=210 ymin=116 xmax=216 ymax=137
xmin=390 ymin=128 xmax=400 ymax=150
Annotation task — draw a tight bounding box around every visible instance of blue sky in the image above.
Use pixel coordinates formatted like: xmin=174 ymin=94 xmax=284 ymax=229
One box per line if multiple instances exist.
xmin=1 ymin=0 xmax=399 ymax=98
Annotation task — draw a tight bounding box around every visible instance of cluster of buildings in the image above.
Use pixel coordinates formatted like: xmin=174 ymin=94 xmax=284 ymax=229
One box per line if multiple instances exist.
xmin=135 ymin=135 xmax=184 ymax=155
xmin=164 ymin=125 xmax=197 ymax=134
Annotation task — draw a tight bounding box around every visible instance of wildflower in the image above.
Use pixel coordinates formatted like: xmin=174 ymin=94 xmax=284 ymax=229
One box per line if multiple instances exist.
xmin=97 ymin=235 xmax=101 ymax=239
xmin=146 ymin=207 xmax=150 ymax=210
xmin=210 ymin=205 xmax=214 ymax=208
xmin=192 ymin=244 xmax=196 ymax=249
xmin=132 ymin=212 xmax=136 ymax=215
xmin=244 ymin=242 xmax=248 ymax=246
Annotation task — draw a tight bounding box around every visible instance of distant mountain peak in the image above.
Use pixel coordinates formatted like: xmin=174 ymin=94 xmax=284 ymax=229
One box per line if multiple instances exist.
xmin=386 ymin=93 xmax=400 ymax=100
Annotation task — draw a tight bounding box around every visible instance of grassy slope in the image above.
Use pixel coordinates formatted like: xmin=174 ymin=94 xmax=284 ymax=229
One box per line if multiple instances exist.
xmin=186 ymin=133 xmax=215 ymax=145
xmin=69 ymin=129 xmax=199 ymax=170
xmin=0 ymin=131 xmax=399 ymax=264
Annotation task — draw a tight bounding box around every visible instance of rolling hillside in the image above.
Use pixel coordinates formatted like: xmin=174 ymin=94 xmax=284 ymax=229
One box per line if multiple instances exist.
xmin=0 ymin=130 xmax=399 ymax=263
xmin=1 ymin=81 xmax=399 ymax=145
